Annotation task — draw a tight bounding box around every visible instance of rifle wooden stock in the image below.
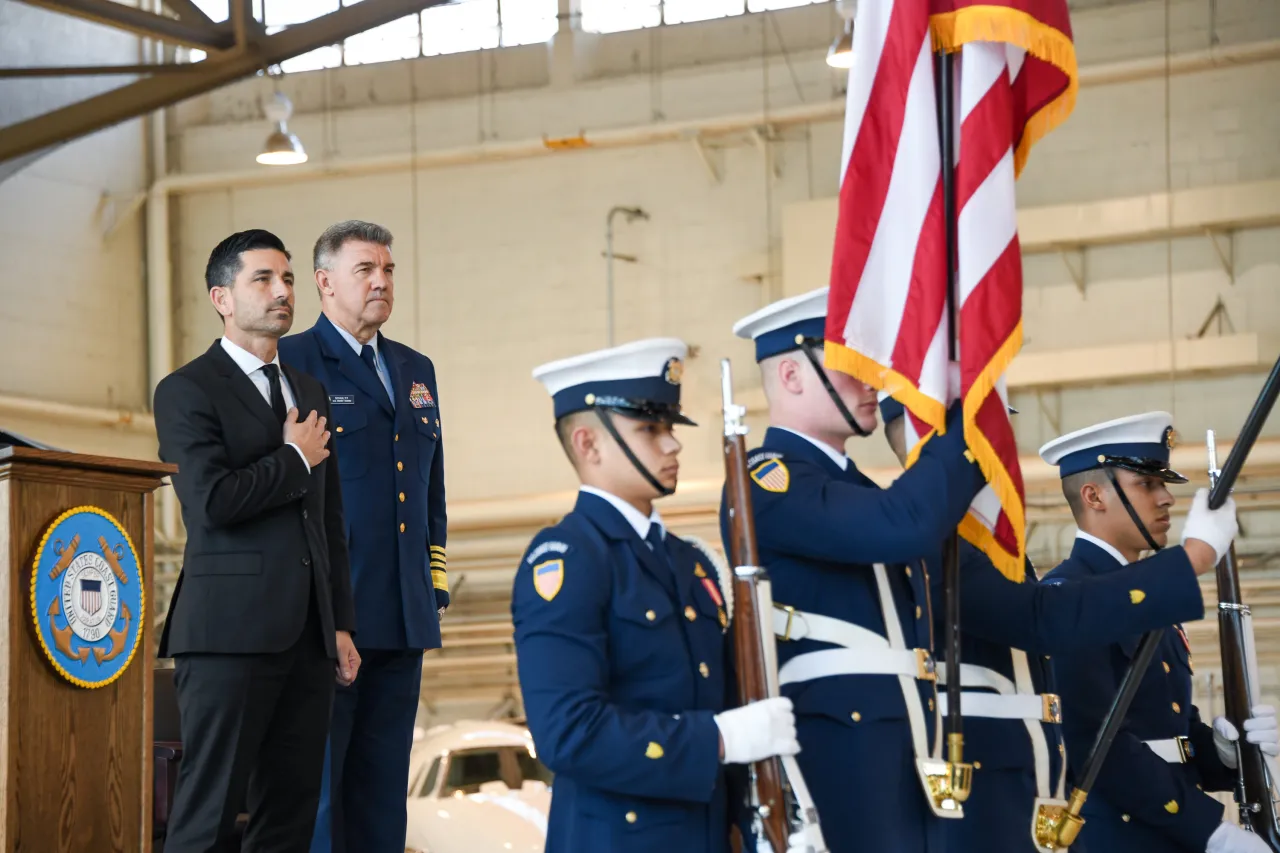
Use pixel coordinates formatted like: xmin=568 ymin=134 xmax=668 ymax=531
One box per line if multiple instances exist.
xmin=722 ymin=383 xmax=789 ymax=853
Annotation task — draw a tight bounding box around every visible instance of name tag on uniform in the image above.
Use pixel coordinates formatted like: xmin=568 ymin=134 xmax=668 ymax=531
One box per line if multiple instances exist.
xmin=329 ymin=394 xmax=356 ymax=405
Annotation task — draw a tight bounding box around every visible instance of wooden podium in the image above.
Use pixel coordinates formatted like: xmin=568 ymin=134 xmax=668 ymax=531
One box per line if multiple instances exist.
xmin=0 ymin=447 xmax=174 ymax=853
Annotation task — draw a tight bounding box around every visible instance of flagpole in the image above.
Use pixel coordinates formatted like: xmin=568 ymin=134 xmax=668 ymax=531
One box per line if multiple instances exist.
xmin=935 ymin=44 xmax=971 ymax=804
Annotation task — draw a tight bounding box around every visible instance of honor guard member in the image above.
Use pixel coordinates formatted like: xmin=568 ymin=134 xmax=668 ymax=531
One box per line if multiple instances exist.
xmin=279 ymin=221 xmax=448 ymax=853
xmin=724 ymin=288 xmax=988 ymax=853
xmin=513 ymin=338 xmax=806 ymax=853
xmin=880 ymin=398 xmax=1211 ymax=853
xmin=1041 ymin=413 xmax=1279 ymax=853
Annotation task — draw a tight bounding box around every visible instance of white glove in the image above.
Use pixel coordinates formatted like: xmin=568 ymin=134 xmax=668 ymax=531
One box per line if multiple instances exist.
xmin=756 ymin=829 xmax=813 ymax=853
xmin=1182 ymin=488 xmax=1238 ymax=564
xmin=714 ymin=697 xmax=800 ymax=765
xmin=1207 ymin=821 xmax=1273 ymax=853
xmin=1214 ymin=705 xmax=1280 ymax=769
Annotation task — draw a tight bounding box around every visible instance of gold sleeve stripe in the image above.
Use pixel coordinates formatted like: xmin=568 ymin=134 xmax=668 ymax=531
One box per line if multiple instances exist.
xmin=430 ymin=561 xmax=447 ymax=570
xmin=430 ymin=545 xmax=447 ymax=554
xmin=431 ymin=569 xmax=449 ymax=591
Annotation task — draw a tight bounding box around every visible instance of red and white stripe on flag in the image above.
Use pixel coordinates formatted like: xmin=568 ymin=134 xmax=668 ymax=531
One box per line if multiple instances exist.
xmin=824 ymin=0 xmax=1076 ymax=582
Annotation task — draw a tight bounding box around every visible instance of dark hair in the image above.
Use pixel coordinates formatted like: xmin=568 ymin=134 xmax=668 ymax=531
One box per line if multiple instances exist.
xmin=313 ymin=220 xmax=394 ymax=271
xmin=1062 ymin=469 xmax=1105 ymax=520
xmin=205 ymin=229 xmax=291 ymax=291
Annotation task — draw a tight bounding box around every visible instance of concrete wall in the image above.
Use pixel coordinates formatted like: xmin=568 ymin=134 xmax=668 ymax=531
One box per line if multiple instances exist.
xmin=0 ymin=0 xmax=152 ymax=456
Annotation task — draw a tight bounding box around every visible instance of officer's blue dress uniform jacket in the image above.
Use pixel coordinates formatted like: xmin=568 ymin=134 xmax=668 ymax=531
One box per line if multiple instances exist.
xmin=1046 ymin=537 xmax=1232 ymax=853
xmin=939 ymin=543 xmax=1206 ymax=853
xmin=280 ymin=313 xmax=449 ymax=650
xmin=720 ymin=416 xmax=984 ymax=853
xmin=280 ymin=313 xmax=448 ymax=853
xmin=513 ymin=491 xmax=740 ymax=853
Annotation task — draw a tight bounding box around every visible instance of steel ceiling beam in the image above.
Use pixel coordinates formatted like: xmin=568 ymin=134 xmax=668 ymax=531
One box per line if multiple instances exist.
xmin=10 ymin=0 xmax=235 ymax=52
xmin=0 ymin=64 xmax=207 ymax=78
xmin=161 ymin=0 xmax=217 ymax=28
xmin=0 ymin=0 xmax=448 ymax=166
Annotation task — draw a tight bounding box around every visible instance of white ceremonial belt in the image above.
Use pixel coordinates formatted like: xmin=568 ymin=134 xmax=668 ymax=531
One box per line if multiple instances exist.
xmin=1144 ymin=736 xmax=1193 ymax=764
xmin=777 ymin=648 xmax=937 ymax=686
xmin=937 ymin=692 xmax=1062 ymax=724
xmin=773 ymin=604 xmax=886 ymax=648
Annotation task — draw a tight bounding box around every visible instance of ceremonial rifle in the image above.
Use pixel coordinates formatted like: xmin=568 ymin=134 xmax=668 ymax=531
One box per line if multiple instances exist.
xmin=1209 ymin=353 xmax=1280 ymax=849
xmin=720 ymin=359 xmax=826 ymax=853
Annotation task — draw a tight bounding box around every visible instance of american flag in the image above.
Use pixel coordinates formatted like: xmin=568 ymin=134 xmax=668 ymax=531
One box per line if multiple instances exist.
xmin=824 ymin=0 xmax=1077 ymax=581
xmin=80 ymin=578 xmax=103 ymax=616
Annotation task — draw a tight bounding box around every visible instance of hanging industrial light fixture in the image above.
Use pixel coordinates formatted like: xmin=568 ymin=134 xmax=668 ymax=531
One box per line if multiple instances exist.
xmin=826 ymin=0 xmax=854 ymax=69
xmin=826 ymin=18 xmax=854 ymax=69
xmin=257 ymin=91 xmax=307 ymax=166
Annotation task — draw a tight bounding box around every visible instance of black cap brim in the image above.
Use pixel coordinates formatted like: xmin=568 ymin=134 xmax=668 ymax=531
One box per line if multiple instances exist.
xmin=1104 ymin=456 xmax=1188 ymax=485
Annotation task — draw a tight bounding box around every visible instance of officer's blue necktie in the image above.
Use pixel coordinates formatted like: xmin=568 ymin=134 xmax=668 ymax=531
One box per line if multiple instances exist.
xmin=644 ymin=524 xmax=665 ymax=553
xmin=360 ymin=344 xmax=391 ymax=406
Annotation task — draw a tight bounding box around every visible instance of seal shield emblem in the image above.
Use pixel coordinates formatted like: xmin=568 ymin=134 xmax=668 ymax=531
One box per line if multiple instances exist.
xmin=31 ymin=506 xmax=145 ymax=688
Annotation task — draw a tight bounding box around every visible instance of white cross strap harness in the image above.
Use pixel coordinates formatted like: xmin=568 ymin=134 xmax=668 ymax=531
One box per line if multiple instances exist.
xmin=772 ymin=564 xmax=959 ymax=818
xmin=936 ymin=655 xmax=1069 ymax=852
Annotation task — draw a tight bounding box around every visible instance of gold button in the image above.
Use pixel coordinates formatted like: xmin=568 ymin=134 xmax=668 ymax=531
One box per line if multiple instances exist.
xmin=974 ymin=761 xmax=982 ymax=769
xmin=399 ymin=492 xmax=406 ymax=502
xmin=625 ymin=811 xmax=637 ymax=824
xmin=336 ymin=426 xmax=344 ymax=433
xmin=685 ymin=606 xmax=697 ymax=622
xmin=399 ymin=523 xmax=405 ymax=533
xmin=1121 ymin=814 xmax=1130 ymax=823
xmin=395 ymin=433 xmax=399 ymax=441
xmin=699 ymin=662 xmax=710 ymax=678
xmin=928 ymin=698 xmax=935 ymax=711
xmin=645 ymin=610 xmax=656 ymax=622
xmin=1059 ymin=744 xmax=1066 ymax=754
xmin=851 ymin=711 xmax=861 ymax=722
xmin=905 ymin=567 xmax=912 ymax=578
xmin=915 ymin=606 xmax=922 ymax=619
xmin=397 ymin=461 xmax=404 ymax=471
xmin=1163 ymin=661 xmax=1171 ymax=674
xmin=1172 ymin=702 xmax=1181 ymax=713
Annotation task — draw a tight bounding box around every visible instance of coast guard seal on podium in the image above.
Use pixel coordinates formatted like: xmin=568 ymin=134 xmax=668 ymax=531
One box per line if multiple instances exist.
xmin=31 ymin=505 xmax=144 ymax=688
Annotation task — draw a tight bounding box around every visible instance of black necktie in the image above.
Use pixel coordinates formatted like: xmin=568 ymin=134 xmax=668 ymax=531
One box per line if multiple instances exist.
xmin=360 ymin=344 xmax=380 ymax=378
xmin=262 ymin=363 xmax=287 ymax=424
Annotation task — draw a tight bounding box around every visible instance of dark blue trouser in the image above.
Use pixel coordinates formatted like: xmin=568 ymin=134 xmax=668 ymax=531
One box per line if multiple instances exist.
xmin=796 ymin=715 xmax=946 ymax=853
xmin=944 ymin=767 xmax=1042 ymax=853
xmin=309 ymin=649 xmax=423 ymax=853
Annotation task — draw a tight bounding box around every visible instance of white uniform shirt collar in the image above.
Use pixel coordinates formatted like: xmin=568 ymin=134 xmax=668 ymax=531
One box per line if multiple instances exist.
xmin=220 ymin=336 xmax=281 ymax=375
xmin=775 ymin=426 xmax=849 ymax=471
xmin=331 ymin=320 xmax=378 ymax=358
xmin=580 ymin=486 xmax=666 ymax=541
xmin=1075 ymin=530 xmax=1130 ymax=567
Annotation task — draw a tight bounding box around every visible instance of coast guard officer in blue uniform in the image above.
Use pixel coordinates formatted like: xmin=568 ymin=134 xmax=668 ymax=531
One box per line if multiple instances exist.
xmin=513 ymin=338 xmax=807 ymax=853
xmin=724 ymin=288 xmax=986 ymax=853
xmin=1040 ymin=413 xmax=1278 ymax=853
xmin=880 ymin=398 xmax=1211 ymax=853
xmin=279 ymin=221 xmax=448 ymax=853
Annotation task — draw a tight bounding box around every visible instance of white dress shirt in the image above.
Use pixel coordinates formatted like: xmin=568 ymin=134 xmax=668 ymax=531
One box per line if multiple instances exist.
xmin=220 ymin=337 xmax=309 ymax=472
xmin=579 ymin=485 xmax=666 ymax=543
xmin=331 ymin=321 xmax=395 ymax=407
xmin=774 ymin=426 xmax=850 ymax=471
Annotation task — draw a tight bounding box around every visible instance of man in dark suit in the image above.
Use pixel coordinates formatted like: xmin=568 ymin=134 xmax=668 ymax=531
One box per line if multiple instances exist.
xmin=154 ymin=229 xmax=360 ymax=853
xmin=279 ymin=220 xmax=447 ymax=853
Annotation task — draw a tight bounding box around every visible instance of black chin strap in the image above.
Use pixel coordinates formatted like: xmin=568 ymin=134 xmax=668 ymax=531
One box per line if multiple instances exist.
xmin=594 ymin=409 xmax=674 ymax=498
xmin=1103 ymin=464 xmax=1162 ymax=552
xmin=799 ymin=339 xmax=870 ymax=437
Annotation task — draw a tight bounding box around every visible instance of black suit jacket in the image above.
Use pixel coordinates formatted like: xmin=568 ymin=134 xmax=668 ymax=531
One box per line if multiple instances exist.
xmin=154 ymin=340 xmax=356 ymax=658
